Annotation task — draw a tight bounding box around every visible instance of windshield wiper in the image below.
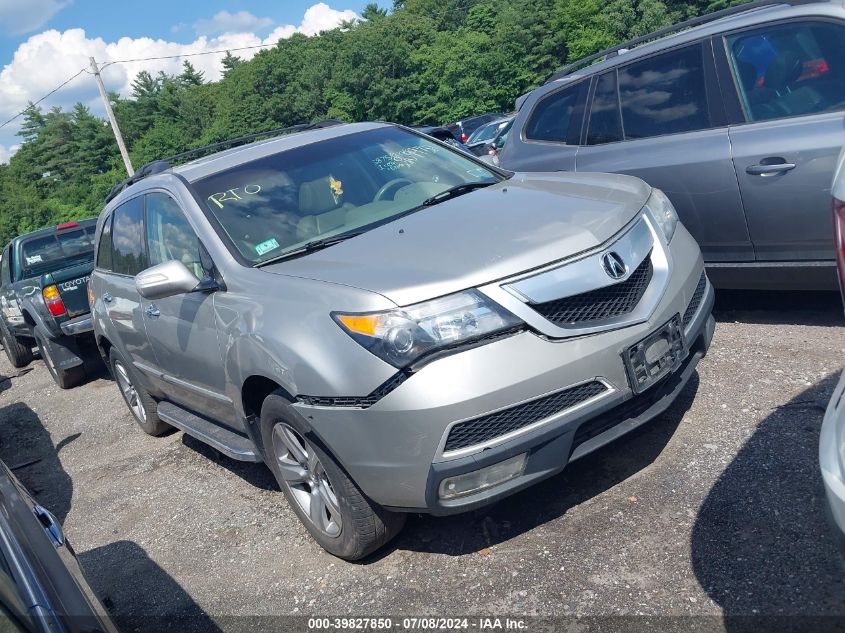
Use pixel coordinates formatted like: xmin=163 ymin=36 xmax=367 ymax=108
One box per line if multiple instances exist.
xmin=422 ymin=180 xmax=497 ymax=207
xmin=255 ymin=230 xmax=365 ymax=267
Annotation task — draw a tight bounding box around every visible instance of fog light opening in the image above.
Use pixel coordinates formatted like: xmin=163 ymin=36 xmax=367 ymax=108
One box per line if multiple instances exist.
xmin=438 ymin=453 xmax=527 ymax=500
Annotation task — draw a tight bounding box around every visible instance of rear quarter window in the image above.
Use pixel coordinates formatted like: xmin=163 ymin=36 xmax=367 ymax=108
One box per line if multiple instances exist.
xmin=524 ymin=83 xmax=584 ymax=143
xmin=96 ymin=214 xmax=113 ymax=271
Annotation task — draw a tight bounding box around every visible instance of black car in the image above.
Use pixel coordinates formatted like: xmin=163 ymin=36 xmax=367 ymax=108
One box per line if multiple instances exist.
xmin=414 ymin=125 xmax=473 ymax=154
xmin=0 ymin=220 xmax=97 ymax=388
xmin=445 ymin=112 xmax=505 ymax=144
xmin=465 ymin=117 xmax=514 ymax=157
xmin=0 ymin=459 xmax=116 ymax=632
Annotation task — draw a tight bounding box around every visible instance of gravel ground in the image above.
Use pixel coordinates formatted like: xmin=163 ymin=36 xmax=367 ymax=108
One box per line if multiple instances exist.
xmin=0 ymin=290 xmax=843 ymax=632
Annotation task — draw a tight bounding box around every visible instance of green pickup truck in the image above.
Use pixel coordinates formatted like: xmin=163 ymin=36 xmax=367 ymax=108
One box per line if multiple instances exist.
xmin=0 ymin=219 xmax=98 ymax=388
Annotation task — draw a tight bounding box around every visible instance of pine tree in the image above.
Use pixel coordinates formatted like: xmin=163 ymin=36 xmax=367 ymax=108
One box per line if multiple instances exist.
xmin=221 ymin=51 xmax=244 ymax=77
xmin=178 ymin=60 xmax=205 ymax=86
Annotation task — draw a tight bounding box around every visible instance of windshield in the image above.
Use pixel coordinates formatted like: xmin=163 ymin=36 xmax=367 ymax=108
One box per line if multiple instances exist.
xmin=19 ymin=228 xmax=94 ymax=278
xmin=190 ymin=126 xmax=500 ymax=264
xmin=466 ymin=120 xmax=506 ymax=145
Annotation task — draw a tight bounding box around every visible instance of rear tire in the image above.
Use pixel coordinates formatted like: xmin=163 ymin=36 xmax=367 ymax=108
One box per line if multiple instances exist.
xmin=109 ymin=348 xmax=170 ymax=436
xmin=0 ymin=319 xmax=33 ymax=368
xmin=33 ymin=330 xmax=85 ymax=389
xmin=260 ymin=392 xmax=405 ymax=560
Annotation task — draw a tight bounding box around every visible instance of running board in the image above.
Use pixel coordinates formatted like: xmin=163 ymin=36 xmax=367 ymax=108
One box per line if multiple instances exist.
xmin=157 ymin=401 xmax=262 ymax=462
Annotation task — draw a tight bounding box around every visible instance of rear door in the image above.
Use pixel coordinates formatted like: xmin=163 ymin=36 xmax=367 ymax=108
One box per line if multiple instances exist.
xmin=139 ymin=191 xmax=234 ymax=427
xmin=574 ymin=41 xmax=753 ymax=263
xmin=719 ymin=18 xmax=845 ymax=261
xmin=98 ymin=196 xmax=158 ymax=368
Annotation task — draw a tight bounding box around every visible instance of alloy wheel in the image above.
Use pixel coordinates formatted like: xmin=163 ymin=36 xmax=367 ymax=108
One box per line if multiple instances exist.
xmin=272 ymin=423 xmax=342 ymax=538
xmin=114 ymin=360 xmax=146 ymax=422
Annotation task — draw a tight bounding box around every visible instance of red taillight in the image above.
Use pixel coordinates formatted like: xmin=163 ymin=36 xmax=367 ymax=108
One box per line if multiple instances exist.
xmin=56 ymin=222 xmax=78 ymax=230
xmin=488 ymin=148 xmax=496 ymax=155
xmin=461 ymin=133 xmax=468 ymax=142
xmin=834 ymin=197 xmax=845 ymax=300
xmin=42 ymin=285 xmax=66 ymax=317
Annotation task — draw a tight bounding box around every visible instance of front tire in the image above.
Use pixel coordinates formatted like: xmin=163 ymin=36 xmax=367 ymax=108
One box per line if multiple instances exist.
xmin=109 ymin=348 xmax=170 ymax=436
xmin=33 ymin=330 xmax=85 ymax=389
xmin=0 ymin=319 xmax=33 ymax=368
xmin=260 ymin=392 xmax=405 ymax=560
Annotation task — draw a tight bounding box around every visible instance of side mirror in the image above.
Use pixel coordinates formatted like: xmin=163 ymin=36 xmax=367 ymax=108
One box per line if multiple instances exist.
xmin=136 ymin=260 xmax=201 ymax=300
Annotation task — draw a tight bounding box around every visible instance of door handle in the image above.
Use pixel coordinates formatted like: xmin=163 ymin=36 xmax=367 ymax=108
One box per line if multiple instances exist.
xmin=102 ymin=293 xmax=113 ymax=303
xmin=144 ymin=305 xmax=160 ymax=318
xmin=33 ymin=505 xmax=64 ymax=547
xmin=746 ymin=160 xmax=796 ymax=176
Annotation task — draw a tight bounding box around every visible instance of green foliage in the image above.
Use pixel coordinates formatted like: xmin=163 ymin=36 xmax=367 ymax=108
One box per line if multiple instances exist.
xmin=0 ymin=0 xmax=744 ymax=246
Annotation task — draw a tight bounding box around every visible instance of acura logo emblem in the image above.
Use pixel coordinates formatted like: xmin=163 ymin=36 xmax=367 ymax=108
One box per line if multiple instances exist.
xmin=601 ymin=252 xmax=627 ymax=280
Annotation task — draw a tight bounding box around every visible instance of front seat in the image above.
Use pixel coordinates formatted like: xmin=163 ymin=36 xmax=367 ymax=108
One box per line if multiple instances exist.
xmin=296 ymin=177 xmax=349 ymax=241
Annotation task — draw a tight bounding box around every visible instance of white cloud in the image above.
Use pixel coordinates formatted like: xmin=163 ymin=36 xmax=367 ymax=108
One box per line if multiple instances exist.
xmin=193 ymin=10 xmax=273 ymax=37
xmin=0 ymin=4 xmax=361 ymax=150
xmin=0 ymin=0 xmax=69 ymax=35
xmin=0 ymin=143 xmax=20 ymax=164
xmin=266 ymin=3 xmax=359 ymax=41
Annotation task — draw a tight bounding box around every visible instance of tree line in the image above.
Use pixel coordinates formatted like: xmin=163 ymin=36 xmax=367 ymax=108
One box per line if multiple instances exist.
xmin=0 ymin=0 xmax=740 ymax=246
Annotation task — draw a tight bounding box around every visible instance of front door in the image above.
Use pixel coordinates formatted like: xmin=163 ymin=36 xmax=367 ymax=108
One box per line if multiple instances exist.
xmin=721 ymin=19 xmax=845 ymax=261
xmin=139 ymin=192 xmax=235 ymax=428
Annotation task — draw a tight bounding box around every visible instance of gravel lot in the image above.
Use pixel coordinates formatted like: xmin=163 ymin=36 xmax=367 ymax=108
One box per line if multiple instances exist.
xmin=0 ymin=290 xmax=843 ymax=631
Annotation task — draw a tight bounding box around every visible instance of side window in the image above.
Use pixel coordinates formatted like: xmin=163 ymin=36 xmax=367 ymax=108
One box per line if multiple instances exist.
xmin=96 ymin=214 xmax=113 ymax=271
xmin=524 ymin=83 xmax=582 ymax=142
xmin=111 ymin=197 xmax=146 ymax=276
xmin=145 ymin=193 xmax=204 ymax=279
xmin=727 ymin=21 xmax=845 ymax=122
xmin=587 ymin=71 xmax=623 ymax=145
xmin=619 ymin=44 xmax=710 ymax=139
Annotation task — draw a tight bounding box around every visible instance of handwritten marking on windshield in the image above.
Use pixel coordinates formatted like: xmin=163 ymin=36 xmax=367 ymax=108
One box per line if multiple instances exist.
xmin=373 ymin=145 xmax=437 ymax=171
xmin=208 ymin=184 xmax=262 ymax=209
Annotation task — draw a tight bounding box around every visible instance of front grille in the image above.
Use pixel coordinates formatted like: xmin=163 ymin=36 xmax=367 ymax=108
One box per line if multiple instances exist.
xmin=443 ymin=381 xmax=608 ymax=453
xmin=682 ymin=271 xmax=707 ymax=329
xmin=531 ymin=254 xmax=653 ymax=327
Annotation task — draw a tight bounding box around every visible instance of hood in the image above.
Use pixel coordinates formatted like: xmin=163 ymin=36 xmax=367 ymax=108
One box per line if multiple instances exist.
xmin=264 ymin=172 xmax=651 ymax=306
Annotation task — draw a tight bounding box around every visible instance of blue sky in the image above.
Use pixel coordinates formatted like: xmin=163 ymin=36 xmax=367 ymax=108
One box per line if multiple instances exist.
xmin=0 ymin=1 xmax=370 ymax=160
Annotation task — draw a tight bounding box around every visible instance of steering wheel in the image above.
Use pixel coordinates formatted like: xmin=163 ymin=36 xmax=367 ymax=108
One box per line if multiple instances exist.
xmin=374 ymin=178 xmax=413 ymax=202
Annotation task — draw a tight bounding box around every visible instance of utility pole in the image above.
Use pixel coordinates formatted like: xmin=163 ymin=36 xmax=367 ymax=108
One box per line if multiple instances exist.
xmin=89 ymin=57 xmax=134 ymax=176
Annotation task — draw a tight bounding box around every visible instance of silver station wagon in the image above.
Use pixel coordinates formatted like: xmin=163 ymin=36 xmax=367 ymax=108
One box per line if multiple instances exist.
xmin=90 ymin=122 xmax=714 ymax=559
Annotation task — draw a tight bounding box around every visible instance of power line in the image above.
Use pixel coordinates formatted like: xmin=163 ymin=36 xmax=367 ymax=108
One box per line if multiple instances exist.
xmin=0 ymin=67 xmax=88 ymax=131
xmin=0 ymin=43 xmax=268 ymax=133
xmin=101 ymin=41 xmax=278 ymax=68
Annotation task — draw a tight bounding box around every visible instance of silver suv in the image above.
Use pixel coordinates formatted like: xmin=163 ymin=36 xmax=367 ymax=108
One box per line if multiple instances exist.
xmin=90 ymin=122 xmax=714 ymax=559
xmin=500 ymin=0 xmax=845 ymax=290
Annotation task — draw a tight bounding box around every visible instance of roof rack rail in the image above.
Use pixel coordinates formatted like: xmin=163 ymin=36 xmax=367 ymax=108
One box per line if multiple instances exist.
xmin=545 ymin=0 xmax=819 ymax=83
xmin=103 ymin=118 xmax=346 ymax=205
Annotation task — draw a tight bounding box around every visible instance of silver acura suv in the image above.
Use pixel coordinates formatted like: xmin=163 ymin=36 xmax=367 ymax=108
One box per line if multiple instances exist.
xmin=90 ymin=122 xmax=714 ymax=559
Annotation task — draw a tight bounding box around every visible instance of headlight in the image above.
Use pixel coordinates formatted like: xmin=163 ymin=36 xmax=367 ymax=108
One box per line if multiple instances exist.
xmin=645 ymin=188 xmax=678 ymax=243
xmin=333 ymin=290 xmax=522 ymax=368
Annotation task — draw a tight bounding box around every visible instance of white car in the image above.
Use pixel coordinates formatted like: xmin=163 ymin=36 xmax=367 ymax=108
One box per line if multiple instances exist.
xmin=820 ymin=147 xmax=845 ymax=555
